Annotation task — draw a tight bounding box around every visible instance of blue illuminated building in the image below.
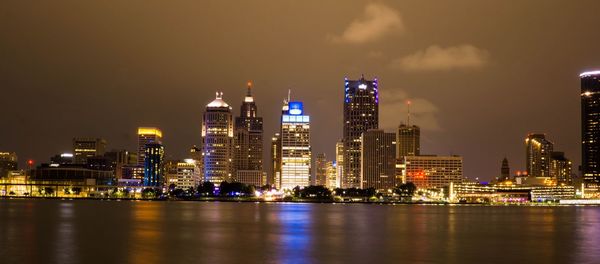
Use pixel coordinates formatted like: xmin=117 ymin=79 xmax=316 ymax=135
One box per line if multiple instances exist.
xmin=279 ymin=99 xmax=312 ymax=189
xmin=143 ymin=143 xmax=164 ymax=186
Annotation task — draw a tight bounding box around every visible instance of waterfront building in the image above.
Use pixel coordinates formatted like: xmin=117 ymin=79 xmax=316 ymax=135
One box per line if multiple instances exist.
xmin=120 ymin=165 xmax=145 ymax=186
xmin=270 ymin=133 xmax=282 ymax=188
xmin=0 ymin=152 xmax=18 ymax=178
xmin=137 ymin=127 xmax=163 ymax=166
xmin=581 ymin=71 xmax=600 ymax=187
xmin=326 ymin=161 xmax=337 ymax=189
xmin=360 ymin=130 xmax=397 ymax=190
xmin=143 ymin=143 xmax=164 ymax=187
xmin=32 ymin=163 xmax=114 ymax=185
xmin=315 ymin=153 xmax=327 ymax=186
xmin=550 ymin=152 xmax=573 ymax=184
xmin=72 ymin=138 xmax=107 ymax=164
xmin=525 ymin=134 xmax=553 ymax=178
xmin=201 ymin=92 xmax=234 ymax=184
xmin=280 ymin=100 xmax=311 ymax=189
xmin=103 ymin=150 xmax=137 ymax=179
xmin=236 ymin=170 xmax=265 ymax=187
xmin=400 ymin=155 xmax=463 ymax=189
xmin=342 ymin=75 xmax=379 ymax=188
xmin=500 ymin=157 xmax=510 ymax=181
xmin=234 ymin=81 xmax=264 ymax=183
xmin=335 ymin=140 xmax=344 ymax=188
xmin=164 ymin=160 xmax=201 ymax=190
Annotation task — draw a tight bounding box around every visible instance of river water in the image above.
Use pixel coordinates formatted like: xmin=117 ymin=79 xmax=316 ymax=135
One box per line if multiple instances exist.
xmin=0 ymin=199 xmax=598 ymax=264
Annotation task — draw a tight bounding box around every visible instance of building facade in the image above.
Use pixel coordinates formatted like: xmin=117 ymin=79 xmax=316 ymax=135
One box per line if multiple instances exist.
xmin=315 ymin=153 xmax=327 ymax=186
xmin=360 ymin=130 xmax=397 ymax=190
xmin=270 ymin=133 xmax=282 ymax=188
xmin=72 ymin=138 xmax=107 ymax=164
xmin=401 ymin=155 xmax=463 ymax=189
xmin=581 ymin=71 xmax=600 ymax=187
xmin=396 ymin=124 xmax=420 ymax=158
xmin=143 ymin=143 xmax=164 ymax=187
xmin=0 ymin=152 xmax=18 ymax=178
xmin=280 ymin=101 xmax=311 ymax=189
xmin=342 ymin=76 xmax=379 ymax=188
xmin=525 ymin=134 xmax=553 ymax=178
xmin=234 ymin=81 xmax=264 ymax=183
xmin=500 ymin=157 xmax=510 ymax=181
xmin=164 ymin=160 xmax=201 ymax=190
xmin=201 ymin=92 xmax=234 ymax=184
xmin=137 ymin=127 xmax=163 ymax=166
xmin=550 ymin=152 xmax=573 ymax=184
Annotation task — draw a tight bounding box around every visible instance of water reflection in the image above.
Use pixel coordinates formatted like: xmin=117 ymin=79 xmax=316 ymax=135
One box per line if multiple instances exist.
xmin=128 ymin=202 xmax=164 ymax=264
xmin=1 ymin=200 xmax=600 ymax=264
xmin=55 ymin=202 xmax=76 ymax=264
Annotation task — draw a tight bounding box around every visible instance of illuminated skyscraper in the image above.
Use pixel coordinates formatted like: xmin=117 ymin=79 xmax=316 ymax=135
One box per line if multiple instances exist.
xmin=335 ymin=140 xmax=344 ymax=188
xmin=343 ymin=75 xmax=379 ymax=188
xmin=234 ymin=81 xmax=264 ymax=184
xmin=326 ymin=161 xmax=337 ymax=189
xmin=270 ymin=133 xmax=282 ymax=188
xmin=361 ymin=130 xmax=397 ymax=190
xmin=143 ymin=143 xmax=164 ymax=187
xmin=315 ymin=153 xmax=327 ymax=186
xmin=137 ymin=127 xmax=163 ymax=166
xmin=164 ymin=159 xmax=201 ymax=190
xmin=201 ymin=92 xmax=234 ymax=184
xmin=280 ymin=100 xmax=311 ymax=189
xmin=525 ymin=134 xmax=553 ymax=178
xmin=72 ymin=138 xmax=107 ymax=164
xmin=581 ymin=71 xmax=600 ymax=187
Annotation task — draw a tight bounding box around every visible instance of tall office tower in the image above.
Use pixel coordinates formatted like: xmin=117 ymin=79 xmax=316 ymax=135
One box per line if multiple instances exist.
xmin=201 ymin=92 xmax=234 ymax=184
xmin=500 ymin=157 xmax=510 ymax=181
xmin=400 ymin=155 xmax=464 ymax=189
xmin=397 ymin=124 xmax=420 ymax=158
xmin=360 ymin=130 xmax=397 ymax=190
xmin=143 ymin=143 xmax=164 ymax=187
xmin=234 ymin=81 xmax=264 ymax=184
xmin=335 ymin=140 xmax=344 ymax=188
xmin=315 ymin=153 xmax=327 ymax=186
xmin=164 ymin=159 xmax=201 ymax=190
xmin=550 ymin=152 xmax=573 ymax=184
xmin=581 ymin=71 xmax=600 ymax=187
xmin=326 ymin=161 xmax=337 ymax=189
xmin=343 ymin=75 xmax=379 ymax=188
xmin=280 ymin=100 xmax=311 ymax=189
xmin=270 ymin=133 xmax=282 ymax=188
xmin=0 ymin=152 xmax=18 ymax=177
xmin=137 ymin=127 xmax=163 ymax=166
xmin=525 ymin=133 xmax=554 ymax=177
xmin=72 ymin=138 xmax=107 ymax=164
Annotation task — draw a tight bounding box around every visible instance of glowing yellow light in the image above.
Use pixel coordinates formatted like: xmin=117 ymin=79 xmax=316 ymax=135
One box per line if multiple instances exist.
xmin=138 ymin=127 xmax=163 ymax=138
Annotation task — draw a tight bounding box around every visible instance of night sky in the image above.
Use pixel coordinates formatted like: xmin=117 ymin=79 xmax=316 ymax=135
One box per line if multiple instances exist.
xmin=2 ymin=1 xmax=600 ymax=181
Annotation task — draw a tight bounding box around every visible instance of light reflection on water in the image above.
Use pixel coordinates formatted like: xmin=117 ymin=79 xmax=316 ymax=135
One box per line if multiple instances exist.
xmin=0 ymin=200 xmax=599 ymax=264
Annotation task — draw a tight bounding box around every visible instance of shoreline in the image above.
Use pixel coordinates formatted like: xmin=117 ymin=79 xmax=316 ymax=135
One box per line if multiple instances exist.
xmin=2 ymin=196 xmax=599 ymax=206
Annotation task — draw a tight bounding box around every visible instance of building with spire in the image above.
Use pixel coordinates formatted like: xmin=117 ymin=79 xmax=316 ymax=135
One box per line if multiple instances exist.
xmin=234 ymin=81 xmax=264 ymax=186
xmin=201 ymin=92 xmax=234 ymax=184
xmin=500 ymin=157 xmax=510 ymax=181
xmin=396 ymin=101 xmax=420 ymax=158
xmin=581 ymin=71 xmax=600 ymax=187
xmin=342 ymin=75 xmax=379 ymax=188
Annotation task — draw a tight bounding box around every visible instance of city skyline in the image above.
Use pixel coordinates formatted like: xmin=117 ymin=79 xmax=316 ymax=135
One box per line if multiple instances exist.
xmin=3 ymin=1 xmax=600 ymax=181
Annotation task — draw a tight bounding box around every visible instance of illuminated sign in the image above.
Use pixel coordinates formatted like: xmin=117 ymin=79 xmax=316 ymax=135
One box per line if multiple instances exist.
xmin=288 ymin=101 xmax=303 ymax=115
xmin=358 ymin=84 xmax=367 ymax=89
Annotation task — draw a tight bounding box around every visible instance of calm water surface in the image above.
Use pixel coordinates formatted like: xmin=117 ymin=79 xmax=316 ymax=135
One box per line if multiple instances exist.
xmin=0 ymin=199 xmax=599 ymax=264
